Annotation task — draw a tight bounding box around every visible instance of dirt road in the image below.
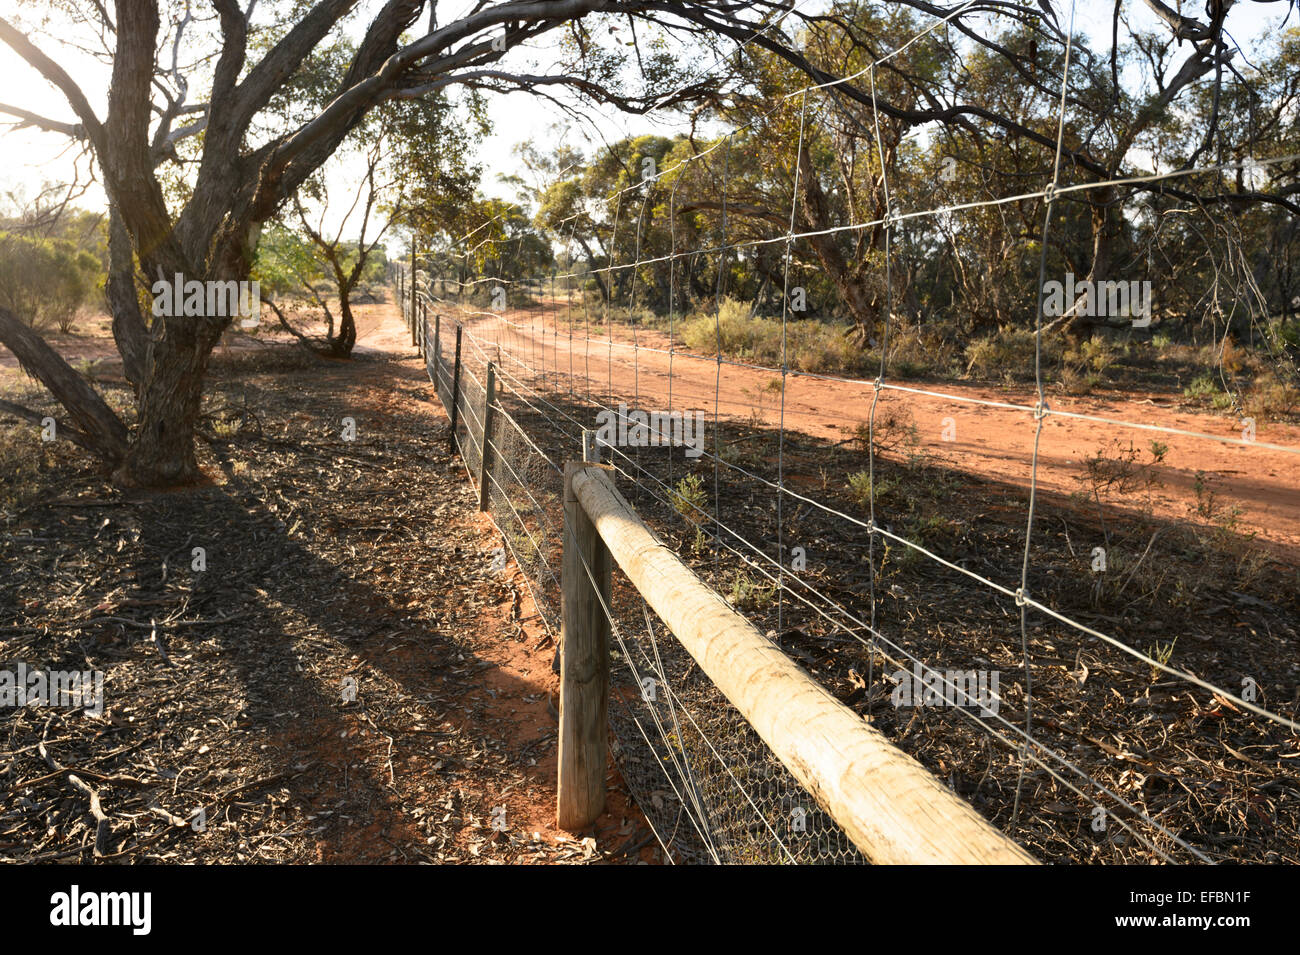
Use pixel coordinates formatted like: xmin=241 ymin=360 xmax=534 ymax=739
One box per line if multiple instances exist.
xmin=453 ymin=302 xmax=1300 ymax=558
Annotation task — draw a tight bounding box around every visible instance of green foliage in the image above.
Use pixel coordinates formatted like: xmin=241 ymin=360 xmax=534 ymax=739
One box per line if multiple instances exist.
xmin=1145 ymin=637 xmax=1177 ymax=682
xmin=1275 ymin=318 xmax=1300 ymax=350
xmin=1183 ymin=372 xmax=1221 ymax=401
xmin=964 ymin=327 xmax=1042 ymax=380
xmin=1072 ymin=338 xmax=1120 ymax=376
xmin=387 ymin=91 xmax=485 ymax=240
xmin=0 ymin=231 xmax=101 ymax=331
xmin=253 ymin=226 xmax=324 ymax=296
xmin=726 ymin=570 xmax=775 ymax=610
xmin=679 ymin=297 xmax=870 ymax=374
xmin=847 ymin=470 xmax=873 ymax=508
xmin=669 ymin=473 xmax=709 ymax=555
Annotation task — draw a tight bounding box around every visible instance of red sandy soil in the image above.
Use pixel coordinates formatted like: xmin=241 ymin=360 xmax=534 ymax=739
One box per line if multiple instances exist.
xmin=455 ymin=302 xmax=1300 ymax=563
xmin=356 ymin=334 xmax=655 ymax=861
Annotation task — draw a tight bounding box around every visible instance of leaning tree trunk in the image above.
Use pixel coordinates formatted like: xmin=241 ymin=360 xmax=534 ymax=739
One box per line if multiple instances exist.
xmin=0 ymin=306 xmax=129 ymax=461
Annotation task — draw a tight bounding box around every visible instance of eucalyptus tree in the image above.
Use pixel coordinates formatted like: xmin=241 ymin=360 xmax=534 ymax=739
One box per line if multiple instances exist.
xmin=0 ymin=0 xmax=1290 ymax=484
xmin=0 ymin=0 xmax=775 ymax=484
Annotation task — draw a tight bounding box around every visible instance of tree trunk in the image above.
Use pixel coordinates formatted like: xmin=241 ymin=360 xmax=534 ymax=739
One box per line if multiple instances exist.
xmin=117 ymin=312 xmax=225 ymax=485
xmin=797 ymin=144 xmax=880 ymax=340
xmin=574 ymin=236 xmax=610 ymax=303
xmin=328 ymin=283 xmax=358 ymax=358
xmin=106 ymin=203 xmax=148 ymax=393
xmin=1061 ymin=187 xmax=1119 ymax=343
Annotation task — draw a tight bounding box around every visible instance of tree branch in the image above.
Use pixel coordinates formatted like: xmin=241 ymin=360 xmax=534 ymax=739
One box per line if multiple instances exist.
xmin=0 ymin=103 xmax=83 ymax=138
xmin=0 ymin=16 xmax=106 ymax=153
xmin=0 ymin=306 xmax=129 ymax=464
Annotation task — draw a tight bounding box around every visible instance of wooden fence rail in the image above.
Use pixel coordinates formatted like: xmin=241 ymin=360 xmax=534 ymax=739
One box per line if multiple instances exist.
xmin=559 ymin=458 xmax=1038 ymax=866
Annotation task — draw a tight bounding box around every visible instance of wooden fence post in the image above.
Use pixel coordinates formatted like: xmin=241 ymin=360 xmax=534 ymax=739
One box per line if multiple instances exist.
xmin=566 ymin=465 xmax=1038 ymax=864
xmin=433 ymin=313 xmax=441 ymax=382
xmin=478 ymin=362 xmax=496 ymax=511
xmin=449 ymin=324 xmax=463 ymax=452
xmin=557 ymin=451 xmax=612 ymax=830
xmin=582 ymin=429 xmax=604 ymax=464
xmin=409 ymin=243 xmax=417 ymax=346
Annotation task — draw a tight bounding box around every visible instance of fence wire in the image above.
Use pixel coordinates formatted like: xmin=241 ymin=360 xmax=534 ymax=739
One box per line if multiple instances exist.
xmin=414 ymin=293 xmax=864 ymax=864
xmin=392 ymin=0 xmax=1300 ymax=866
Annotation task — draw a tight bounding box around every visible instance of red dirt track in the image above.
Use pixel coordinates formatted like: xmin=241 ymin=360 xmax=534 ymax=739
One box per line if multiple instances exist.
xmin=456 ymin=301 xmax=1300 ymax=562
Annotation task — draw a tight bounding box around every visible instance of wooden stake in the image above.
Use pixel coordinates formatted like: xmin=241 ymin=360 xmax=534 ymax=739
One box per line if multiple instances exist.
xmin=449 ymin=324 xmax=462 ymax=452
xmin=433 ymin=313 xmax=441 ymax=382
xmin=478 ymin=362 xmax=496 ymax=512
xmin=557 ymin=460 xmax=612 ymax=830
xmin=409 ymin=241 xmax=417 ymax=347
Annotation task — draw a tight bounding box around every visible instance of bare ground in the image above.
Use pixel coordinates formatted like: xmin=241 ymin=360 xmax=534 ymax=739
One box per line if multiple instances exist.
xmin=4 ymin=296 xmax=1298 ymax=864
xmin=0 ymin=302 xmax=656 ymax=864
xmin=462 ymin=299 xmax=1300 ymax=559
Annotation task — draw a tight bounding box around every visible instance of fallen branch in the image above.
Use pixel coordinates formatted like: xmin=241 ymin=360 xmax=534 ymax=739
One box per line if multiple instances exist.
xmin=39 ymin=720 xmax=112 ymax=858
xmin=263 ymin=297 xmax=329 ymax=359
xmin=2 ymin=766 xmax=153 ymax=796
xmin=66 ymin=773 xmax=112 ymax=857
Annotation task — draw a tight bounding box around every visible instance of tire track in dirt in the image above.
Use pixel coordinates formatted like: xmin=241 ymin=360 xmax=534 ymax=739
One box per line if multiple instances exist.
xmin=456 ymin=301 xmax=1300 ymax=563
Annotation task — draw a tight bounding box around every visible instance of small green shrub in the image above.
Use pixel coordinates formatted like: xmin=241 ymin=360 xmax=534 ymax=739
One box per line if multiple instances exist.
xmin=679 ymin=297 xmax=871 ymax=375
xmin=1183 ymin=372 xmax=1221 ymax=400
xmin=964 ymin=326 xmax=1053 ymax=380
xmin=669 ymin=473 xmax=709 ymax=554
xmin=727 ymin=570 xmax=776 ymax=610
xmin=847 ymin=470 xmax=872 ymax=508
xmin=0 ymin=231 xmax=101 ymax=331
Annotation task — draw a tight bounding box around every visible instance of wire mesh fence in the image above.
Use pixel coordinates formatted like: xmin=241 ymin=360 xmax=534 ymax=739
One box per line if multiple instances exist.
xmin=412 ymin=292 xmax=864 ymax=864
xmin=400 ymin=202 xmax=1300 ymax=865
xmin=391 ymin=0 xmax=1300 ymax=865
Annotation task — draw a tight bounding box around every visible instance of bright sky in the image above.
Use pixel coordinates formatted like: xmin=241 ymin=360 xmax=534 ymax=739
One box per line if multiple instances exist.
xmin=0 ymin=1 xmax=1289 ymax=224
